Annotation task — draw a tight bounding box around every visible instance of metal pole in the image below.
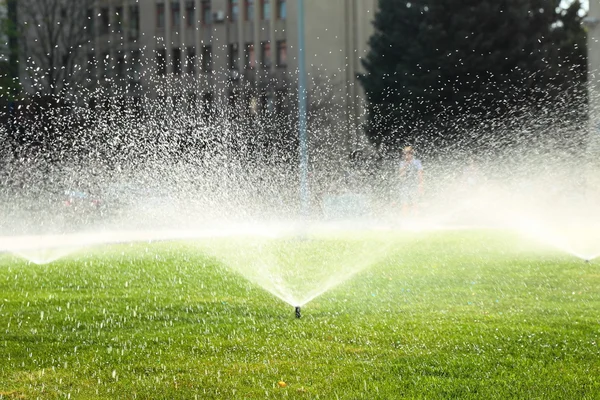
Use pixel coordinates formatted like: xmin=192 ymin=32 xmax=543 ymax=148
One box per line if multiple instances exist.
xmin=298 ymin=0 xmax=309 ymax=216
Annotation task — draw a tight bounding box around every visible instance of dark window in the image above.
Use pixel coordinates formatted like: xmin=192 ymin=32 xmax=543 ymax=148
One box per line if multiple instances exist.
xmin=228 ymin=89 xmax=238 ymax=109
xmin=202 ymin=0 xmax=211 ymax=24
xmin=188 ymin=92 xmax=197 ymax=105
xmin=173 ymin=48 xmax=182 ymax=74
xmin=185 ymin=1 xmax=195 ymax=27
xmin=115 ymin=7 xmax=123 ymax=33
xmin=245 ymin=43 xmax=255 ymax=68
xmin=262 ymin=0 xmax=270 ymax=20
xmin=261 ymin=41 xmax=271 ymax=68
xmin=186 ymin=47 xmax=196 ymax=74
xmin=129 ymin=5 xmax=140 ymax=40
xmin=277 ymin=0 xmax=286 ymax=19
xmin=202 ymin=92 xmax=214 ymax=121
xmin=87 ymin=53 xmax=96 ymax=79
xmin=156 ymin=49 xmax=166 ymax=75
xmin=86 ymin=8 xmax=94 ymax=36
xmin=276 ymin=40 xmax=286 ymax=67
xmin=157 ymin=3 xmax=165 ymax=28
xmin=172 ymin=2 xmax=180 ymax=27
xmin=201 ymin=45 xmax=212 ymax=73
xmin=275 ymin=89 xmax=286 ymax=114
xmin=131 ymin=50 xmax=142 ymax=84
xmin=116 ymin=54 xmax=125 ymax=79
xmin=230 ymin=0 xmax=238 ymax=21
xmin=228 ymin=43 xmax=239 ymax=70
xmin=100 ymin=7 xmax=109 ymax=34
xmin=246 ymin=0 xmax=254 ymax=21
xmin=101 ymin=52 xmax=110 ymax=78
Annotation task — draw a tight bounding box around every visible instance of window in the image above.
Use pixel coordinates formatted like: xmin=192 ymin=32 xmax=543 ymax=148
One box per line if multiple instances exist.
xmin=173 ymin=48 xmax=182 ymax=74
xmin=156 ymin=3 xmax=165 ymax=28
xmin=156 ymin=49 xmax=166 ymax=75
xmin=230 ymin=0 xmax=238 ymax=21
xmin=115 ymin=7 xmax=123 ymax=33
xmin=275 ymin=89 xmax=286 ymax=114
xmin=100 ymin=7 xmax=109 ymax=34
xmin=129 ymin=5 xmax=140 ymax=40
xmin=172 ymin=2 xmax=181 ymax=27
xmin=86 ymin=8 xmax=94 ymax=36
xmin=245 ymin=43 xmax=255 ymax=68
xmin=202 ymin=92 xmax=214 ymax=121
xmin=262 ymin=0 xmax=270 ymax=20
xmin=186 ymin=47 xmax=196 ymax=74
xmin=201 ymin=45 xmax=212 ymax=73
xmin=246 ymin=0 xmax=254 ymax=21
xmin=131 ymin=50 xmax=142 ymax=83
xmin=185 ymin=1 xmax=195 ymax=27
xmin=260 ymin=41 xmax=271 ymax=68
xmin=228 ymin=43 xmax=239 ymax=70
xmin=101 ymin=52 xmax=110 ymax=78
xmin=202 ymin=0 xmax=211 ymax=24
xmin=228 ymin=89 xmax=239 ymax=113
xmin=277 ymin=0 xmax=286 ymax=19
xmin=276 ymin=40 xmax=286 ymax=67
xmin=87 ymin=53 xmax=96 ymax=79
xmin=187 ymin=93 xmax=198 ymax=110
xmin=116 ymin=54 xmax=125 ymax=78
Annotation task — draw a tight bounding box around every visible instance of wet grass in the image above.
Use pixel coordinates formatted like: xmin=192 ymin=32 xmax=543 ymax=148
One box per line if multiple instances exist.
xmin=0 ymin=230 xmax=599 ymax=399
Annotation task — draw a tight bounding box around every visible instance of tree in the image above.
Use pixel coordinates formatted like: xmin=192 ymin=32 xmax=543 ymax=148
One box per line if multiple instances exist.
xmin=18 ymin=0 xmax=93 ymax=96
xmin=547 ymin=0 xmax=587 ymax=90
xmin=359 ymin=0 xmax=588 ymax=151
xmin=0 ymin=0 xmax=19 ymax=100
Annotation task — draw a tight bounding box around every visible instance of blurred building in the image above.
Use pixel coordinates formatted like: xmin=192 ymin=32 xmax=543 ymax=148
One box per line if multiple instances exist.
xmin=13 ymin=0 xmax=377 ymax=160
xmin=84 ymin=0 xmax=375 ymax=141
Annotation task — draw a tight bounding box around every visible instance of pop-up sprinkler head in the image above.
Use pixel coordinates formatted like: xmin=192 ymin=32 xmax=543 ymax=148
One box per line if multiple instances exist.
xmin=295 ymin=306 xmax=301 ymax=319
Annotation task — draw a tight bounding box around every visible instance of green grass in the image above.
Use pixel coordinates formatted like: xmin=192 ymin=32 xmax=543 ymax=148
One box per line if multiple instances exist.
xmin=1 ymin=230 xmax=599 ymax=399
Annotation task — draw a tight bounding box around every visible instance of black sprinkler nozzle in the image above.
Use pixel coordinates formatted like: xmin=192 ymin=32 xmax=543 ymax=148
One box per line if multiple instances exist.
xmin=295 ymin=306 xmax=301 ymax=319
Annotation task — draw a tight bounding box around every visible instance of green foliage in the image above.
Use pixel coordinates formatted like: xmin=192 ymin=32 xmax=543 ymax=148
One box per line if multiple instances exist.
xmin=359 ymin=0 xmax=588 ymax=150
xmin=1 ymin=232 xmax=600 ymax=398
xmin=0 ymin=0 xmax=19 ymax=100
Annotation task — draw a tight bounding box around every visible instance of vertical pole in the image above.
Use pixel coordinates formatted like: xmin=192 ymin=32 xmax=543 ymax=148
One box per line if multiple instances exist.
xmin=297 ymin=0 xmax=309 ymax=216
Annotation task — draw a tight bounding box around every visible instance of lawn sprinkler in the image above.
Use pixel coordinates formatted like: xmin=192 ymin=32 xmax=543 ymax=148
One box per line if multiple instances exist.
xmin=295 ymin=306 xmax=301 ymax=319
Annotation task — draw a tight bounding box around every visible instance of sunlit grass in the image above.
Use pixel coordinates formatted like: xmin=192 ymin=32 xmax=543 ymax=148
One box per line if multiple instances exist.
xmin=1 ymin=230 xmax=599 ymax=399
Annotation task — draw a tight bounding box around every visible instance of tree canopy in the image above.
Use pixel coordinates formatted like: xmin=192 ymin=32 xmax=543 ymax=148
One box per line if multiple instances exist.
xmin=359 ymin=0 xmax=588 ymax=150
xmin=0 ymin=0 xmax=19 ymax=101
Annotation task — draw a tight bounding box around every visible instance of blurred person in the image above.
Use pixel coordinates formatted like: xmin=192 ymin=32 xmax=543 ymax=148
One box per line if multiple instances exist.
xmin=399 ymin=146 xmax=424 ymax=216
xmin=461 ymin=157 xmax=481 ymax=190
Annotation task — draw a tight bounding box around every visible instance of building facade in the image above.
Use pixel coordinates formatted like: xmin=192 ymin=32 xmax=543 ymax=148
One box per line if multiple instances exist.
xmin=84 ymin=0 xmax=376 ymax=147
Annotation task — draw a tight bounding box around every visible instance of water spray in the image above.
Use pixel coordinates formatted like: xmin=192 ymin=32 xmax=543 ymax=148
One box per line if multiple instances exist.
xmin=295 ymin=306 xmax=301 ymax=319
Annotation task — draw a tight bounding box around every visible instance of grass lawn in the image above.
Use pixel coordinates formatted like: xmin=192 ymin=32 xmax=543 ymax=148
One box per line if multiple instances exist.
xmin=1 ymin=230 xmax=599 ymax=399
